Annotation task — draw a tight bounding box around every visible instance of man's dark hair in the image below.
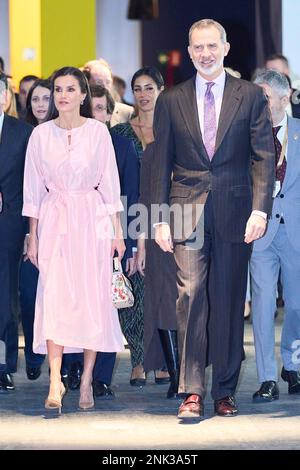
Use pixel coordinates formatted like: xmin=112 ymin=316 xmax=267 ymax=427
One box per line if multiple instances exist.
xmin=0 ymin=72 xmax=8 ymax=90
xmin=266 ymin=53 xmax=289 ymax=67
xmin=0 ymin=57 xmax=5 ymax=72
xmin=19 ymin=75 xmax=39 ymax=87
xmin=90 ymin=84 xmax=115 ymax=115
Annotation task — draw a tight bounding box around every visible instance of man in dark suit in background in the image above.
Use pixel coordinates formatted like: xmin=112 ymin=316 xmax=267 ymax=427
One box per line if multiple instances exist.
xmin=152 ymin=19 xmax=275 ymax=419
xmin=0 ymin=72 xmax=32 ymax=391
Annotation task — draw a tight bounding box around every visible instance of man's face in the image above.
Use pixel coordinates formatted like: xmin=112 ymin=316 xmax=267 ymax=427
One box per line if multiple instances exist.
xmin=92 ymin=96 xmax=111 ymax=123
xmin=188 ymin=26 xmax=230 ymax=80
xmin=19 ymin=79 xmax=36 ymax=109
xmin=265 ymin=59 xmax=289 ymax=76
xmin=259 ymin=82 xmax=289 ymax=124
xmin=89 ymin=64 xmax=113 ymax=91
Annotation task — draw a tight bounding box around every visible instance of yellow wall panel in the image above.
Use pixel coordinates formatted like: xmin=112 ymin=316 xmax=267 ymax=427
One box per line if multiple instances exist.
xmin=9 ymin=0 xmax=96 ymax=87
xmin=9 ymin=0 xmax=41 ymax=88
xmin=41 ymin=0 xmax=96 ymax=79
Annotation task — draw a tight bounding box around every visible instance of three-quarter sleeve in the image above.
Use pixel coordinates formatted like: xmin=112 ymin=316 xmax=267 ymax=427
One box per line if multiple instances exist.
xmin=96 ymin=127 xmax=123 ymax=215
xmin=22 ymin=130 xmax=47 ymax=219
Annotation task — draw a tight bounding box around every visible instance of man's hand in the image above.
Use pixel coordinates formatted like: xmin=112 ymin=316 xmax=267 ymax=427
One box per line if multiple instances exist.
xmin=244 ymin=214 xmax=267 ymax=244
xmin=155 ymin=224 xmax=173 ymax=253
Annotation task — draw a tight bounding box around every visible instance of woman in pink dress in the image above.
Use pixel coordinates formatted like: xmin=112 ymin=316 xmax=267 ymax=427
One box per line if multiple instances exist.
xmin=23 ymin=67 xmax=125 ymax=413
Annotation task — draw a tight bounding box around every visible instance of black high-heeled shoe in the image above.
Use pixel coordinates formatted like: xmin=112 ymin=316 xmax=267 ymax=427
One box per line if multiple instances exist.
xmin=154 ymin=368 xmax=170 ymax=385
xmin=129 ymin=366 xmax=146 ymax=387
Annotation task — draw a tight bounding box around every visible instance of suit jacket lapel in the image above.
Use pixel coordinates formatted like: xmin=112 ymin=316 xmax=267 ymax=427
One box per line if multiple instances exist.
xmin=214 ymin=73 xmax=243 ymax=154
xmin=282 ymin=117 xmax=300 ymax=190
xmin=0 ymin=115 xmax=11 ymax=169
xmin=177 ymin=77 xmax=208 ymax=159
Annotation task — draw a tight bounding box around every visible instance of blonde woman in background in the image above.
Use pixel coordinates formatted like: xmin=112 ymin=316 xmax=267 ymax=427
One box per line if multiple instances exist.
xmin=4 ymin=80 xmax=18 ymax=118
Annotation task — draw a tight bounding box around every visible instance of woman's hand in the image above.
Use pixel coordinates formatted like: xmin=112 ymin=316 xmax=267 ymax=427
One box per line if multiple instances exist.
xmin=136 ymin=238 xmax=146 ymax=276
xmin=23 ymin=234 xmax=30 ymax=261
xmin=126 ymin=254 xmax=137 ymax=276
xmin=27 ymin=234 xmax=39 ymax=269
xmin=111 ymin=237 xmax=126 ymax=260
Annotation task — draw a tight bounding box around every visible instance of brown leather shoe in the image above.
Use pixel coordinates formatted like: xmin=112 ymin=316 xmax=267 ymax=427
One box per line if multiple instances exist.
xmin=177 ymin=394 xmax=204 ymax=420
xmin=214 ymin=395 xmax=238 ymax=417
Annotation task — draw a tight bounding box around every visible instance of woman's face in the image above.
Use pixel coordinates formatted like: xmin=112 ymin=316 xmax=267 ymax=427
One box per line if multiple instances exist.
xmin=54 ymin=75 xmax=86 ymax=115
xmin=132 ymin=75 xmax=163 ymax=112
xmin=31 ymin=86 xmax=50 ymax=123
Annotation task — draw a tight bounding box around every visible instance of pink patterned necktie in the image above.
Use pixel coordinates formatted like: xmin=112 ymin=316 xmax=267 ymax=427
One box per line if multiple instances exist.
xmin=204 ymin=81 xmax=216 ymax=160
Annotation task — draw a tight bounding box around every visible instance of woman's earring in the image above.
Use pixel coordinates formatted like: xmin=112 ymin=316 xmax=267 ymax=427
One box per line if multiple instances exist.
xmin=80 ymin=99 xmax=84 ymax=105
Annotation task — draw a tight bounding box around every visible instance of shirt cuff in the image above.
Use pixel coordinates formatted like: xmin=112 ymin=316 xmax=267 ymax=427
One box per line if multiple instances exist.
xmin=153 ymin=222 xmax=169 ymax=228
xmin=251 ymin=210 xmax=267 ymax=220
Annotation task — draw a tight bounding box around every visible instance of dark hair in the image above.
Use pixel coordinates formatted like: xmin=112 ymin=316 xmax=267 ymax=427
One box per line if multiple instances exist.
xmin=113 ymin=75 xmax=126 ymax=89
xmin=46 ymin=66 xmax=93 ymax=121
xmin=19 ymin=75 xmax=39 ymax=86
xmin=0 ymin=57 xmax=4 ymax=73
xmin=25 ymin=79 xmax=51 ymax=126
xmin=131 ymin=66 xmax=164 ymax=91
xmin=0 ymin=72 xmax=8 ymax=90
xmin=266 ymin=54 xmax=289 ymax=67
xmin=90 ymin=84 xmax=115 ymax=115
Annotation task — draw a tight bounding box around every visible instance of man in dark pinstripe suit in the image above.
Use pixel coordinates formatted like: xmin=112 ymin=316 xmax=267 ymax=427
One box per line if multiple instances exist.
xmin=151 ymin=19 xmax=275 ymax=419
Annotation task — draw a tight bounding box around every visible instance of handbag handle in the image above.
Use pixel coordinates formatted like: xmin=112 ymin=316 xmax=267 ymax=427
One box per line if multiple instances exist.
xmin=113 ymin=257 xmax=122 ymax=273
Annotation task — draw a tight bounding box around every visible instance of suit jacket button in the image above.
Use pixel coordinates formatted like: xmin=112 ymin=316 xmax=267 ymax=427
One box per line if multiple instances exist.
xmin=276 ymin=214 xmax=280 ymax=218
xmin=280 ymin=194 xmax=284 ymax=198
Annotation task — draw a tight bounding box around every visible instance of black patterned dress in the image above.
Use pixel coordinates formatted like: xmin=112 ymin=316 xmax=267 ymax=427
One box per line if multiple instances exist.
xmin=111 ymin=123 xmax=145 ymax=368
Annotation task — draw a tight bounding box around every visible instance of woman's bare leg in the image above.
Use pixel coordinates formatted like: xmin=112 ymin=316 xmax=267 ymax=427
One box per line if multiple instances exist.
xmin=79 ymin=349 xmax=97 ymax=408
xmin=47 ymin=340 xmax=64 ymax=400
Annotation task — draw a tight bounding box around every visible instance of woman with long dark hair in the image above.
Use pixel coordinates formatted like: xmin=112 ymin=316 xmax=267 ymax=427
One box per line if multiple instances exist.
xmin=23 ymin=67 xmax=125 ymax=413
xmin=25 ymin=79 xmax=51 ymax=126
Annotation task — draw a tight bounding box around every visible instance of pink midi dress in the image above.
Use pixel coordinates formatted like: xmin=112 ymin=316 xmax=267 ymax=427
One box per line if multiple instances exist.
xmin=22 ymin=118 xmax=124 ymax=354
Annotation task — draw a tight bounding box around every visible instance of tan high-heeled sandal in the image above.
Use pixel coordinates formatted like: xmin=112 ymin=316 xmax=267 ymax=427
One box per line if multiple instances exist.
xmin=79 ymin=384 xmax=94 ymax=410
xmin=45 ymin=382 xmax=66 ymax=414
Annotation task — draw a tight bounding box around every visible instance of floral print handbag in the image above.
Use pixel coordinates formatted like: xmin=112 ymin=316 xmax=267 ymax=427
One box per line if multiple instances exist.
xmin=112 ymin=257 xmax=135 ymax=309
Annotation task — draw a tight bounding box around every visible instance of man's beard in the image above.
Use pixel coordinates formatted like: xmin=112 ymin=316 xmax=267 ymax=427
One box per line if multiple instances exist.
xmin=192 ymin=58 xmax=223 ymax=76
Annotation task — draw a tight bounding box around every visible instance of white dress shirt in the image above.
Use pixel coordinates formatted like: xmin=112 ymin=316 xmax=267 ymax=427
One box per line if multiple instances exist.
xmin=0 ymin=111 xmax=4 ymax=141
xmin=195 ymin=70 xmax=226 ymax=134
